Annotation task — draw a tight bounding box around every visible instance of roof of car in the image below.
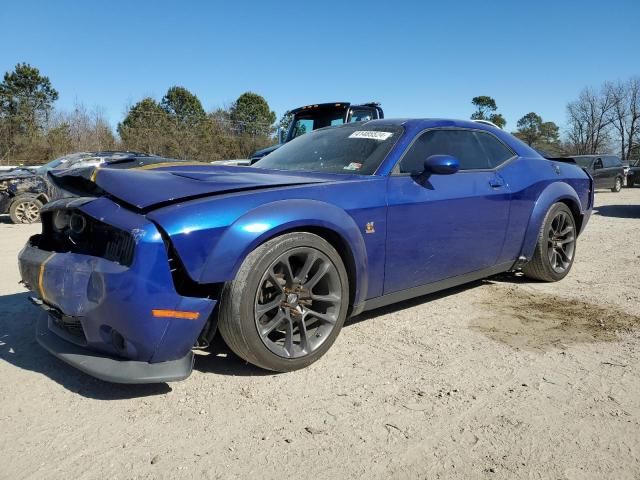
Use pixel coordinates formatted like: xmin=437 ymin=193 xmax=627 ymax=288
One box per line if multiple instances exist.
xmin=363 ymin=118 xmax=504 ymax=130
xmin=568 ymin=154 xmax=620 ymax=158
xmin=358 ymin=118 xmax=542 ymax=159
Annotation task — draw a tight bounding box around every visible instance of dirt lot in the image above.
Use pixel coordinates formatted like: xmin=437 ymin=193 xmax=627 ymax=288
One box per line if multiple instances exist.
xmin=1 ymin=189 xmax=639 ymax=480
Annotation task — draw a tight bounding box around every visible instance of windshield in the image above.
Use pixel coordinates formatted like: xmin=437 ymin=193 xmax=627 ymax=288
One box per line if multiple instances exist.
xmin=35 ymin=157 xmax=66 ymax=174
xmin=287 ymin=109 xmax=347 ymax=141
xmin=35 ymin=152 xmax=93 ymax=174
xmin=255 ymin=123 xmax=403 ymax=175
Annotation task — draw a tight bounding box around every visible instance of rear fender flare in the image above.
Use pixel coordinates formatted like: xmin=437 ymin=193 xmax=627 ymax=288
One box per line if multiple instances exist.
xmin=199 ymin=199 xmax=369 ymax=306
xmin=520 ymin=182 xmax=583 ymax=260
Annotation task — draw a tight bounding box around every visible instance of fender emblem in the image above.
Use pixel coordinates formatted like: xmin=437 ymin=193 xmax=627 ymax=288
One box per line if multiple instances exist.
xmin=365 ymin=222 xmax=375 ymax=234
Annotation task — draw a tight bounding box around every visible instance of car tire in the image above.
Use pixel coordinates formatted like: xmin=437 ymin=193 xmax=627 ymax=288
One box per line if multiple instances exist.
xmin=522 ymin=203 xmax=577 ymax=282
xmin=9 ymin=196 xmax=43 ymax=224
xmin=611 ymin=176 xmax=622 ymax=192
xmin=218 ymin=232 xmax=349 ymax=372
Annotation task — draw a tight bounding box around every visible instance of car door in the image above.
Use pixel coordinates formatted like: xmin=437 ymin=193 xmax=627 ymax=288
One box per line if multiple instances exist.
xmin=604 ymin=156 xmax=622 ymax=187
xmin=601 ymin=157 xmax=615 ymax=187
xmin=384 ymin=129 xmax=513 ymax=294
xmin=592 ymin=158 xmax=606 ymax=188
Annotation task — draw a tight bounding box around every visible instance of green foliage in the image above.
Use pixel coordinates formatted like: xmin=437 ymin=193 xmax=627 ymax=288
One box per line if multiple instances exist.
xmin=0 ymin=63 xmax=60 ymax=163
xmin=161 ymin=86 xmax=205 ymax=125
xmin=470 ymin=95 xmax=507 ymax=128
xmin=119 ymin=98 xmax=168 ymax=131
xmin=470 ymin=96 xmax=497 ymax=118
xmin=489 ymin=113 xmax=506 ymax=129
xmin=117 ymin=91 xmax=275 ymax=160
xmin=540 ymin=121 xmax=560 ymax=144
xmin=516 ymin=112 xmax=543 ymax=145
xmin=0 ymin=63 xmax=59 ymax=130
xmin=230 ymin=92 xmax=276 ymax=136
xmin=514 ymin=112 xmax=561 ymax=154
xmin=277 ymin=111 xmax=293 ymax=142
xmin=118 ymin=98 xmax=170 ymax=155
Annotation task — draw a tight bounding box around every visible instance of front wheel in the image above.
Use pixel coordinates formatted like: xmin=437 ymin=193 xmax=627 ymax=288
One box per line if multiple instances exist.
xmin=612 ymin=176 xmax=622 ymax=192
xmin=522 ymin=203 xmax=577 ymax=282
xmin=9 ymin=196 xmax=43 ymax=224
xmin=218 ymin=232 xmax=349 ymax=372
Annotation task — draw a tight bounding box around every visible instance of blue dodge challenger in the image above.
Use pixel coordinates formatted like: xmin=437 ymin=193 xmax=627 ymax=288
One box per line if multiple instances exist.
xmin=18 ymin=119 xmax=593 ymax=383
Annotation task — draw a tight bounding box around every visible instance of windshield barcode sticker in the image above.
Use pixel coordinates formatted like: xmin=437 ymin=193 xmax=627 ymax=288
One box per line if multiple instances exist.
xmin=348 ymin=131 xmax=393 ymax=141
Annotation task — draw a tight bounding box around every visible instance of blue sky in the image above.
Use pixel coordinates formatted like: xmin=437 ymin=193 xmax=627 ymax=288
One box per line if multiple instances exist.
xmin=1 ymin=0 xmax=638 ymax=133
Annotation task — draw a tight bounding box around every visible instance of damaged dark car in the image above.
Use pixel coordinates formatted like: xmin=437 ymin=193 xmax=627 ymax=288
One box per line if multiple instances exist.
xmin=2 ymin=151 xmax=190 ymax=223
xmin=0 ymin=166 xmax=49 ymax=224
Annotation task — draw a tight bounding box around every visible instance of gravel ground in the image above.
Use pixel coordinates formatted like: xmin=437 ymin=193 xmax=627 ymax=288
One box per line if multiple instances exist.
xmin=1 ymin=189 xmax=639 ymax=480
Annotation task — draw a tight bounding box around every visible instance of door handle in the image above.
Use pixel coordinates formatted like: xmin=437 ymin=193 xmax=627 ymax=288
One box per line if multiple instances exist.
xmin=489 ymin=174 xmax=505 ymax=188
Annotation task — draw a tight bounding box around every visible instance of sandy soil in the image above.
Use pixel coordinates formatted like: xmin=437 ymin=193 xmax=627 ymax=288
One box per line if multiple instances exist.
xmin=1 ymin=189 xmax=639 ymax=480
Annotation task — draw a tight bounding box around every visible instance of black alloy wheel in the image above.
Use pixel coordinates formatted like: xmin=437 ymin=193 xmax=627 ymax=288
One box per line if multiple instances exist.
xmin=522 ymin=203 xmax=577 ymax=282
xmin=218 ymin=232 xmax=349 ymax=372
xmin=254 ymin=246 xmax=343 ymax=359
xmin=546 ymin=209 xmax=576 ymax=274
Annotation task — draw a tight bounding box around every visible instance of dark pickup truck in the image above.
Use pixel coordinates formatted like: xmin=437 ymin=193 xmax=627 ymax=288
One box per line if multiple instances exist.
xmin=249 ymin=102 xmax=384 ymax=162
xmin=568 ymin=155 xmax=625 ymax=192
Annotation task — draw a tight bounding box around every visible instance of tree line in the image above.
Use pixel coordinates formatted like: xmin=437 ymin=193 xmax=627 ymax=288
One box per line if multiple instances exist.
xmin=1 ymin=62 xmax=638 ymax=166
xmin=471 ymin=77 xmax=640 ymax=160
xmin=0 ymin=63 xmax=276 ymax=165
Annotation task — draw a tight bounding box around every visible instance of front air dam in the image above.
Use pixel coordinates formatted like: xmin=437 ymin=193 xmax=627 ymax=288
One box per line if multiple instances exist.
xmin=35 ymin=313 xmax=195 ymax=383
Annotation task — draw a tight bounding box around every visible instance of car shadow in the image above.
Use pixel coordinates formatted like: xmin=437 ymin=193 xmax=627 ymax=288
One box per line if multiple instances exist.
xmin=0 ymin=272 xmax=533 ymax=396
xmin=0 ymin=292 xmax=171 ymax=399
xmin=346 ymin=281 xmax=482 ymax=325
xmin=594 ymin=204 xmax=640 ymax=219
xmin=193 ymin=335 xmax=274 ymax=377
xmin=0 ymin=214 xmax=12 ymax=224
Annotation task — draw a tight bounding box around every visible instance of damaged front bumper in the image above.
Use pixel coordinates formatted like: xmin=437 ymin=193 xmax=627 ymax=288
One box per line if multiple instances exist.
xmin=18 ymin=197 xmax=217 ymax=383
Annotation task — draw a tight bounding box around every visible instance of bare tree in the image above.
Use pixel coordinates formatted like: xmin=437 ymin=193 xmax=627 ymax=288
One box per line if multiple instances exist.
xmin=607 ymin=77 xmax=640 ymax=160
xmin=566 ymin=86 xmax=615 ymax=154
xmin=52 ymin=103 xmax=116 ymax=152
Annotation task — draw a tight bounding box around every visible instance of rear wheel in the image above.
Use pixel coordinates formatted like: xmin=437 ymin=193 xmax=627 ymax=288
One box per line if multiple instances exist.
xmin=612 ymin=176 xmax=622 ymax=192
xmin=9 ymin=196 xmax=43 ymax=224
xmin=522 ymin=203 xmax=577 ymax=282
xmin=218 ymin=232 xmax=349 ymax=372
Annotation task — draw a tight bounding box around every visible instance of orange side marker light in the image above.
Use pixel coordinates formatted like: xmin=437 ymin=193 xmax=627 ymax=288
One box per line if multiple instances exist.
xmin=152 ymin=309 xmax=200 ymax=320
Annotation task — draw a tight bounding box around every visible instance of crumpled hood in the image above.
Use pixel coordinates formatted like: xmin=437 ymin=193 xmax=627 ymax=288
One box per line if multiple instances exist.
xmin=51 ymin=164 xmax=342 ymax=210
xmin=0 ymin=168 xmax=36 ymax=181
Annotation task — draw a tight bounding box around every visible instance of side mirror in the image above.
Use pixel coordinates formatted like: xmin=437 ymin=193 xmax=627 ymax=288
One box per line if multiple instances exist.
xmin=424 ymin=155 xmax=460 ymax=175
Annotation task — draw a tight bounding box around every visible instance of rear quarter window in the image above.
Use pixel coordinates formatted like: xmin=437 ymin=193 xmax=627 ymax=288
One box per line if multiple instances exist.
xmin=474 ymin=131 xmax=515 ymax=168
xmin=603 ymin=156 xmax=622 ymax=168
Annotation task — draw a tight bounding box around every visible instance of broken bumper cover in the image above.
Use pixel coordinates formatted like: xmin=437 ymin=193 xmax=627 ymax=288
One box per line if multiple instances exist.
xmin=18 ymin=197 xmax=217 ymax=383
xmin=36 ymin=312 xmax=195 ymax=383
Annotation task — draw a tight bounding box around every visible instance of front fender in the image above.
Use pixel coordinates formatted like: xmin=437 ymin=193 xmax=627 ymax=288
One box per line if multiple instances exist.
xmin=199 ymin=199 xmax=369 ymax=306
xmin=520 ymin=181 xmax=585 ymax=260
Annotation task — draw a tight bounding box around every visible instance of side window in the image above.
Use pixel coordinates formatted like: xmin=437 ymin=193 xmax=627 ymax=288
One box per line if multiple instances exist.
xmin=594 ymin=159 xmax=603 ymax=169
xmin=602 ymin=156 xmax=621 ymax=167
xmin=399 ymin=130 xmax=492 ymax=173
xmin=474 ymin=132 xmax=514 ymax=168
